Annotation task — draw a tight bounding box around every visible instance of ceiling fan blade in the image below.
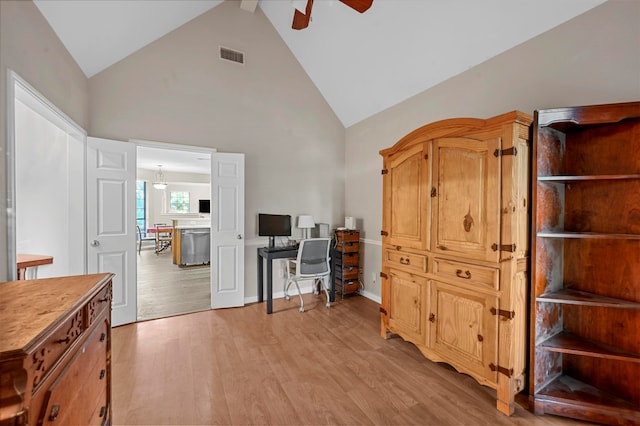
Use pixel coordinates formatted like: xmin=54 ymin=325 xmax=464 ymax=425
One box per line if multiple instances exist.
xmin=339 ymin=0 xmax=373 ymax=13
xmin=292 ymin=0 xmax=313 ymax=30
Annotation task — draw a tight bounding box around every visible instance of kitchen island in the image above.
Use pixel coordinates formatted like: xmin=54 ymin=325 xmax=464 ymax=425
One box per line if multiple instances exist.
xmin=172 ymin=224 xmax=210 ymax=266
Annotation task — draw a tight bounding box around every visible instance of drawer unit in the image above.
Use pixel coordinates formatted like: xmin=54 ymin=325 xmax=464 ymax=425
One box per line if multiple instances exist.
xmin=332 ymin=229 xmax=361 ymax=297
xmin=0 ymin=273 xmax=114 ymax=426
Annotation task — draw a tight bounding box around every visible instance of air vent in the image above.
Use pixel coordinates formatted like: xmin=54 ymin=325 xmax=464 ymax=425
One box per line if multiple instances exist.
xmin=219 ymin=47 xmax=244 ymax=64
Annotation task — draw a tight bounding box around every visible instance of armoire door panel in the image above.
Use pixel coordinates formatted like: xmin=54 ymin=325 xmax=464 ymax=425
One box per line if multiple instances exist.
xmin=388 ymin=268 xmax=427 ymax=344
xmin=384 ymin=143 xmax=430 ymax=249
xmin=432 ymin=137 xmax=501 ymax=262
xmin=430 ymin=280 xmax=498 ymax=383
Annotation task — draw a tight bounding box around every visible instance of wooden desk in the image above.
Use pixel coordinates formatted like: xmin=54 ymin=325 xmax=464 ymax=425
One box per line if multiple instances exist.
xmin=16 ymin=254 xmax=53 ymax=280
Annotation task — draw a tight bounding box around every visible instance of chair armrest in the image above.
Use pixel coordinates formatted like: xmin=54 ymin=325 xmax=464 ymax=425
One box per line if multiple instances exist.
xmin=286 ymin=258 xmax=298 ymax=276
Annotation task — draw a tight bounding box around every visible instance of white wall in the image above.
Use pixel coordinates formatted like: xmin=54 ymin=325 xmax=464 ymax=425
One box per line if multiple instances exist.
xmin=15 ymin=98 xmax=85 ymax=278
xmin=88 ymin=1 xmax=345 ymax=299
xmin=137 ymin=168 xmax=211 ymax=229
xmin=345 ymin=0 xmax=640 ymax=302
xmin=0 ymin=0 xmax=89 ymax=281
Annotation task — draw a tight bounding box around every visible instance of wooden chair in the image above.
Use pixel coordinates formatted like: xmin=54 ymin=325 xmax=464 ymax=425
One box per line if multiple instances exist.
xmin=154 ymin=223 xmax=173 ymax=255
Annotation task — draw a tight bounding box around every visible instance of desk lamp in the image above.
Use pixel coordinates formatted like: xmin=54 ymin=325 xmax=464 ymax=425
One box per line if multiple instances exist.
xmin=297 ymin=215 xmax=315 ymax=240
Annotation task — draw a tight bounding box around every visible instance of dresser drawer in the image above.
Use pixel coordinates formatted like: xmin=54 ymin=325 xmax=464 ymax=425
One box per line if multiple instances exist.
xmin=384 ymin=249 xmax=427 ymax=273
xmin=335 ymin=278 xmax=359 ymax=294
xmin=336 ymin=266 xmax=359 ymax=280
xmin=38 ymin=321 xmax=109 ymax=426
xmin=31 ymin=309 xmax=85 ymax=391
xmin=335 ymin=252 xmax=359 ymax=267
xmin=87 ymin=284 xmax=111 ymax=326
xmin=432 ymin=258 xmax=499 ymax=290
xmin=335 ymin=230 xmax=359 ymax=242
xmin=336 ymin=241 xmax=359 ymax=253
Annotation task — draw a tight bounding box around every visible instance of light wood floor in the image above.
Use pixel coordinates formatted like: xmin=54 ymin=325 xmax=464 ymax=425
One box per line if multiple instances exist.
xmin=111 ymin=295 xmax=587 ymax=425
xmin=137 ymin=244 xmax=210 ymax=321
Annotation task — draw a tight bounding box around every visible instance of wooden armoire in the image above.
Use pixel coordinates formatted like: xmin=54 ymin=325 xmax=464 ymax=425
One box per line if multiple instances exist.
xmin=379 ymin=111 xmax=532 ymax=415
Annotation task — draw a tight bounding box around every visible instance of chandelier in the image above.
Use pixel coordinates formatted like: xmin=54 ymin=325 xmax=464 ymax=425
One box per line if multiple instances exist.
xmin=153 ymin=166 xmax=167 ymax=190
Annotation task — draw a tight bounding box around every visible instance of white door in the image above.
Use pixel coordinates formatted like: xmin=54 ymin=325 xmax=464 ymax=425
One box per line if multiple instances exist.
xmin=211 ymin=153 xmax=245 ymax=309
xmin=87 ymin=137 xmax=137 ymax=326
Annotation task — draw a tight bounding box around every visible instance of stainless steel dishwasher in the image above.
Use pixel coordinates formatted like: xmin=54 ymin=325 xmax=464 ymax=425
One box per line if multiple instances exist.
xmin=180 ymin=228 xmax=210 ymax=266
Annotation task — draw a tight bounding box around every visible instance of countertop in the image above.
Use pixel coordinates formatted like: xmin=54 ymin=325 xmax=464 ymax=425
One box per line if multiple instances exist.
xmin=174 ymin=225 xmax=210 ymax=230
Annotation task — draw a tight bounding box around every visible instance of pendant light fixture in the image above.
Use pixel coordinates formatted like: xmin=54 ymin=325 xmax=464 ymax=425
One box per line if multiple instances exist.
xmin=153 ymin=165 xmax=168 ymax=190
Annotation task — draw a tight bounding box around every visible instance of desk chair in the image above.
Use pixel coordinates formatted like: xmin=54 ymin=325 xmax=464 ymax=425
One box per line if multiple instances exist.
xmin=284 ymin=238 xmax=331 ymax=312
xmin=154 ymin=223 xmax=173 ymax=255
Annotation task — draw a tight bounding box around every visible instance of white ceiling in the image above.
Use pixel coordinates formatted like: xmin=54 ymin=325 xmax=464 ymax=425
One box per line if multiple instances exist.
xmin=136 ymin=146 xmax=211 ymax=175
xmin=33 ymin=0 xmax=606 ymax=170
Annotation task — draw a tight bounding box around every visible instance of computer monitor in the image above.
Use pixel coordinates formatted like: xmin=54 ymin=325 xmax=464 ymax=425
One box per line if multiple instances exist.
xmin=198 ymin=199 xmax=210 ymax=214
xmin=258 ymin=213 xmax=291 ymax=248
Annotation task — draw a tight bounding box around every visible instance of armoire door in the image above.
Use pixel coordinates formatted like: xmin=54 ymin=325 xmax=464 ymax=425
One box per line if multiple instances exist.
xmin=431 ymin=137 xmax=501 ymax=263
xmin=429 ymin=280 xmax=498 ymax=384
xmin=382 ymin=143 xmax=430 ymax=250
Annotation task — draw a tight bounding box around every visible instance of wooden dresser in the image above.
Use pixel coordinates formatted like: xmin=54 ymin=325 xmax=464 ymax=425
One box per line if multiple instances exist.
xmin=530 ymin=101 xmax=640 ymax=424
xmin=379 ymin=111 xmax=532 ymax=415
xmin=332 ymin=229 xmax=361 ymax=297
xmin=0 ymin=273 xmax=114 ymax=425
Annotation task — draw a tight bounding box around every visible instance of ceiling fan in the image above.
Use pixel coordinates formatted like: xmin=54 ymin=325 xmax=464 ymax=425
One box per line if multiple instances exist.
xmin=292 ymin=0 xmax=374 ymax=30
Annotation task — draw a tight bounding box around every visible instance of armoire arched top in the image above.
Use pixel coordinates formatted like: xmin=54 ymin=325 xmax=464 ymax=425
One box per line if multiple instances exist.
xmin=379 ymin=110 xmax=532 ymax=158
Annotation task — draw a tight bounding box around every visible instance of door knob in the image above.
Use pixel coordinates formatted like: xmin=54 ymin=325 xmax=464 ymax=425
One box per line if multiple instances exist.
xmin=90 ymin=240 xmax=100 ymax=247
xmin=237 ymin=234 xmax=243 ymax=239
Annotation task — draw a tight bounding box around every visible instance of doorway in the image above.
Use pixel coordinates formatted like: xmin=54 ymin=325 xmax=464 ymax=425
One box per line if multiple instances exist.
xmin=8 ymin=72 xmax=246 ymax=327
xmin=135 ymin=144 xmax=212 ymax=321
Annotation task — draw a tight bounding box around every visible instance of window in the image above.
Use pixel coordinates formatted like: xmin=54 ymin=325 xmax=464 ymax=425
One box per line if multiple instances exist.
xmin=170 ymin=191 xmax=190 ymax=213
xmin=136 ymin=181 xmax=147 ymax=236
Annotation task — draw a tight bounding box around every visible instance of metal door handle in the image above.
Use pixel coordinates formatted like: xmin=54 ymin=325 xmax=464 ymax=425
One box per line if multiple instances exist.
xmin=90 ymin=240 xmax=100 ymax=247
xmin=237 ymin=234 xmax=243 ymax=239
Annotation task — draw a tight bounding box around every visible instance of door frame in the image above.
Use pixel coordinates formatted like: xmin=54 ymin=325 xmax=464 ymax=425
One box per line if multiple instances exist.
xmin=5 ymin=69 xmax=87 ymax=281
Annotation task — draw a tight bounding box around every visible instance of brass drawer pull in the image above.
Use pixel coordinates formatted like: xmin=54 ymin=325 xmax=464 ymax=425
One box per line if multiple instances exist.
xmin=400 ymin=257 xmax=410 ymax=265
xmin=49 ymin=404 xmax=60 ymax=421
xmin=55 ymin=337 xmax=70 ymax=344
xmin=456 ymin=269 xmax=471 ymax=279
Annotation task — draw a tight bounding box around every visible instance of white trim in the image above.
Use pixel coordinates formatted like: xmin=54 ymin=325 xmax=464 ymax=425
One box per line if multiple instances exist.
xmin=358 ymin=289 xmax=381 ymax=304
xmin=6 ymin=70 xmax=87 ymax=280
xmin=361 ymin=237 xmax=382 ymax=247
xmin=5 ymin=71 xmax=16 ymax=280
xmin=130 ymin=138 xmax=217 ymax=154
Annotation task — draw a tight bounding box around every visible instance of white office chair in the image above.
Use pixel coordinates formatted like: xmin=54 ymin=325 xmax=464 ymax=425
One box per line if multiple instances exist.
xmin=284 ymin=238 xmax=331 ymax=312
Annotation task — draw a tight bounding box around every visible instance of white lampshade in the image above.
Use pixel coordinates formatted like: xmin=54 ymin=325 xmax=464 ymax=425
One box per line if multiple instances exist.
xmin=297 ymin=215 xmax=315 ymax=229
xmin=297 ymin=215 xmax=315 ymax=239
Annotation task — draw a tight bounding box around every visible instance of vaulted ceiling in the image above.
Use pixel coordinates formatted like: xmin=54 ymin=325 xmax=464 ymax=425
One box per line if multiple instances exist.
xmin=32 ymin=0 xmax=606 ymax=174
xmin=33 ymin=0 xmax=606 ymax=129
